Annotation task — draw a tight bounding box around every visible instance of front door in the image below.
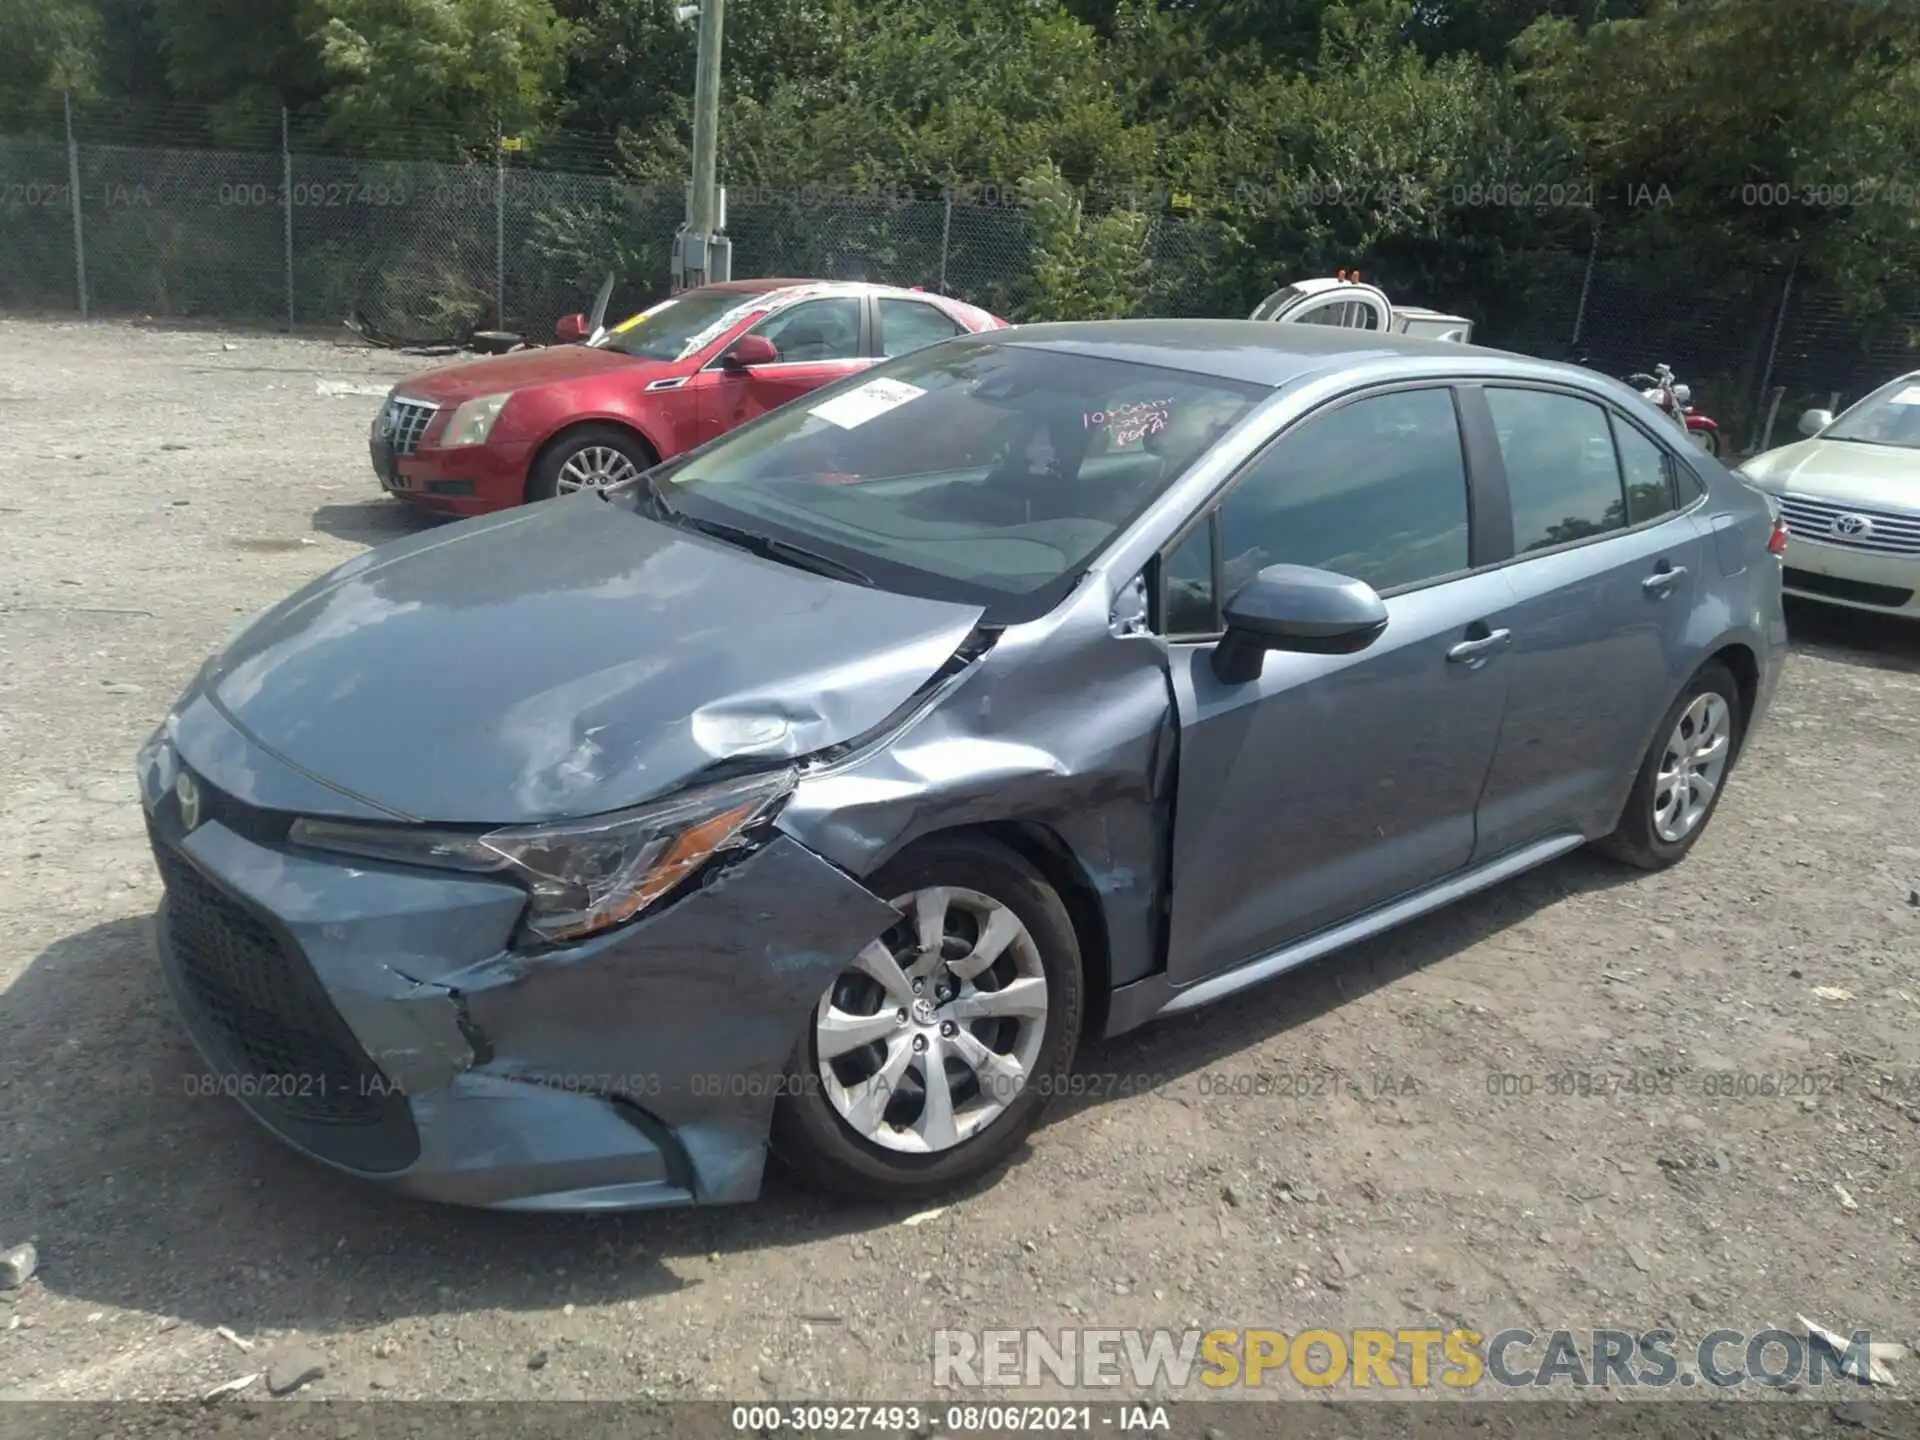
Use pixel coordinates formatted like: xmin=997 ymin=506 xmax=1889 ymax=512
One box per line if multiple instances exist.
xmin=1158 ymin=385 xmax=1512 ymax=986
xmin=1466 ymin=385 xmax=1710 ymax=856
xmin=709 ymin=296 xmax=872 ymax=434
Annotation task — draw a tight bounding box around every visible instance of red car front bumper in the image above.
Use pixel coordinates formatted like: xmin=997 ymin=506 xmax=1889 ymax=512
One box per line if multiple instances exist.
xmin=369 ymin=432 xmax=534 ymax=518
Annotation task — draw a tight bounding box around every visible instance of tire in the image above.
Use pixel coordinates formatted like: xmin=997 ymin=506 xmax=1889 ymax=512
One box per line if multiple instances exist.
xmin=1593 ymin=661 xmax=1743 ymax=871
xmin=1694 ymin=428 xmax=1721 ymax=458
xmin=770 ymin=835 xmax=1085 ymax=1201
xmin=525 ymin=424 xmax=656 ymax=504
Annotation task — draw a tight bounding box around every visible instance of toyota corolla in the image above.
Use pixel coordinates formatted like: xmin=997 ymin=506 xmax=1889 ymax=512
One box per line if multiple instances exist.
xmin=142 ymin=321 xmax=1787 ymax=1211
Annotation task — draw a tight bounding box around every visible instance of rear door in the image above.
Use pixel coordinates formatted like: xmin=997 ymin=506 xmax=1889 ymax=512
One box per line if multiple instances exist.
xmin=711 ymin=296 xmax=873 ymax=432
xmin=1465 ymin=385 xmax=1711 ymax=857
xmin=1158 ymin=384 xmax=1514 ymax=986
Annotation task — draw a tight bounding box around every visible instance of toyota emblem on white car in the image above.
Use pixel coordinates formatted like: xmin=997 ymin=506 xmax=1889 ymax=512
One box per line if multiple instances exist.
xmin=1829 ymin=513 xmax=1873 ymax=539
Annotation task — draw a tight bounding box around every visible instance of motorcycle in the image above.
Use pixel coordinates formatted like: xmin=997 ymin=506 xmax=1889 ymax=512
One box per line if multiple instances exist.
xmin=1625 ymin=363 xmax=1723 ymax=458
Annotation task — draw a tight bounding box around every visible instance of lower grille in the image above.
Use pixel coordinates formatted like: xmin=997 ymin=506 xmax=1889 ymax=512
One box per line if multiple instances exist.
xmin=1783 ymin=567 xmax=1915 ymax=609
xmin=155 ymin=845 xmax=420 ymax=1172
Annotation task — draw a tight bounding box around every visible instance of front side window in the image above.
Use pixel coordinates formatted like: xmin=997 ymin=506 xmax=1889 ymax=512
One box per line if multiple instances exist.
xmin=1218 ymin=387 xmax=1469 ymax=597
xmin=642 ymin=343 xmax=1267 ymax=625
xmin=1487 ymin=387 xmax=1626 ymax=553
xmin=748 ymin=298 xmax=864 ymax=363
xmin=878 ymin=299 xmax=966 ymax=358
xmin=1153 ymin=387 xmax=1470 ymax=633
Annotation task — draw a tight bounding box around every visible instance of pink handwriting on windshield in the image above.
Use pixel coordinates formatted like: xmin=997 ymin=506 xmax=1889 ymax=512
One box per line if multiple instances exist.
xmin=1086 ymin=400 xmax=1173 ymax=447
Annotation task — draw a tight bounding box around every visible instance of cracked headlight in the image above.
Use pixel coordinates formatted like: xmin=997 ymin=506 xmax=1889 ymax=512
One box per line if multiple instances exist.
xmin=440 ymin=392 xmax=513 ymax=448
xmin=290 ymin=769 xmax=795 ymax=945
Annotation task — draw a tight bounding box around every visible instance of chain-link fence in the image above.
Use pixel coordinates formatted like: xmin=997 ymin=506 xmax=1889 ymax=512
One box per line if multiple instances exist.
xmin=4 ymin=106 xmax=1917 ymax=457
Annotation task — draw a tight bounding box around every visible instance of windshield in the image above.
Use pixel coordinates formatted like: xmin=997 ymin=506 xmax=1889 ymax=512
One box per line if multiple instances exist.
xmin=588 ymin=287 xmax=773 ymax=361
xmin=1824 ymin=374 xmax=1920 ymax=449
xmin=636 ymin=340 xmax=1268 ymax=625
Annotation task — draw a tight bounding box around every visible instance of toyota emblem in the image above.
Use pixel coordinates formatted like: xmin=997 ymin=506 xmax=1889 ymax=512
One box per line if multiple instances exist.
xmin=1830 ymin=513 xmax=1873 ymax=539
xmin=175 ymin=770 xmax=202 ymax=831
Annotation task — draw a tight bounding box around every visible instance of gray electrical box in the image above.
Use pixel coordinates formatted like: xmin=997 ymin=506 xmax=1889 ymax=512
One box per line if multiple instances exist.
xmin=669 ymin=225 xmax=734 ymax=291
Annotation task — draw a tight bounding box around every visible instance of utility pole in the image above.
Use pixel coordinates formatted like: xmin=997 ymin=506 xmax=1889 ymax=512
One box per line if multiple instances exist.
xmin=673 ymin=0 xmax=731 ymax=290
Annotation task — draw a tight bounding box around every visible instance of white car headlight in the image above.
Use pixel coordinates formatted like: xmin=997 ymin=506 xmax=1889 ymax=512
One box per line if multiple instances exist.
xmin=440 ymin=392 xmax=513 ymax=448
xmin=289 ymin=769 xmax=795 ymax=945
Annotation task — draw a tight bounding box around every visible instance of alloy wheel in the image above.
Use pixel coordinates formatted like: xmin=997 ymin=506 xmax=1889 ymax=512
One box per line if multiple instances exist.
xmin=1652 ymin=692 xmax=1732 ymax=843
xmin=555 ymin=445 xmax=642 ymax=494
xmin=813 ymin=886 xmax=1050 ymax=1155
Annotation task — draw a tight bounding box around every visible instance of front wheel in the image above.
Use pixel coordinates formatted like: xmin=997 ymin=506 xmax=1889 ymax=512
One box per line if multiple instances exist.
xmin=1692 ymin=427 xmax=1721 ymax=457
xmin=525 ymin=424 xmax=655 ymax=503
xmin=770 ymin=835 xmax=1084 ymax=1200
xmin=1593 ymin=662 xmax=1742 ymax=871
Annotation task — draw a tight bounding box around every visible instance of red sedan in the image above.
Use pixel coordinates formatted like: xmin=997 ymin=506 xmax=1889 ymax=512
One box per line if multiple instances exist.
xmin=368 ymin=279 xmax=1008 ymax=517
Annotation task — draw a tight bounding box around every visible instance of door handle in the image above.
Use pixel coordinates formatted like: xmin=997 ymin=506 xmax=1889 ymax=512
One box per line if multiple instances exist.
xmin=1447 ymin=628 xmax=1511 ymax=664
xmin=1642 ymin=563 xmax=1688 ymax=595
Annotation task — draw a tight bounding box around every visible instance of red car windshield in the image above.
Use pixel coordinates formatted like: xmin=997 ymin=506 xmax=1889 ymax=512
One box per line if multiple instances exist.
xmin=588 ymin=287 xmax=777 ymax=362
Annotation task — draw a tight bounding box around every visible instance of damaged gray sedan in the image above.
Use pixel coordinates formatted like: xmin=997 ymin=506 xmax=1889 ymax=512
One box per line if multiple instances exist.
xmin=138 ymin=321 xmax=1787 ymax=1211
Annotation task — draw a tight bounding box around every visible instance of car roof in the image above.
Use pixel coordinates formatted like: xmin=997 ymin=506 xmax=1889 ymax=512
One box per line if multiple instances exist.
xmin=980 ymin=318 xmax=1523 ymax=388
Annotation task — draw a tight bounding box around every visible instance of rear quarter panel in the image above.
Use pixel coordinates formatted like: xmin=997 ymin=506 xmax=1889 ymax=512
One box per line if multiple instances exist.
xmin=1690 ymin=461 xmax=1790 ymax=733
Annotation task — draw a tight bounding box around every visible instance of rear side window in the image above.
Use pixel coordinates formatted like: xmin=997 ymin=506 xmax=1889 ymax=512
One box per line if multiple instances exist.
xmin=1613 ymin=416 xmax=1678 ymax=524
xmin=1487 ymin=388 xmax=1626 ymax=553
xmin=878 ymin=299 xmax=965 ymax=358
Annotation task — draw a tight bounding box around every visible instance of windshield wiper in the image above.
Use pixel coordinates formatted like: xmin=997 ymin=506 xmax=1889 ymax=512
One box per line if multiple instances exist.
xmin=671 ymin=513 xmax=876 ymax=587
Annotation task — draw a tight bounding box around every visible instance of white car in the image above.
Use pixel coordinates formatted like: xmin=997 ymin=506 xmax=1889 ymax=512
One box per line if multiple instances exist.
xmin=1250 ymin=277 xmax=1473 ymax=343
xmin=1736 ymin=373 xmax=1920 ymax=619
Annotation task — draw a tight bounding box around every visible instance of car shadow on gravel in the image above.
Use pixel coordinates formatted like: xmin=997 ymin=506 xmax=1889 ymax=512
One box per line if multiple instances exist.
xmin=1784 ymin=597 xmax=1920 ymax=674
xmin=310 ymin=499 xmax=449 ymax=545
xmin=0 ymin=915 xmax=990 ymax=1333
xmin=1062 ymin=847 xmax=1644 ymax=1124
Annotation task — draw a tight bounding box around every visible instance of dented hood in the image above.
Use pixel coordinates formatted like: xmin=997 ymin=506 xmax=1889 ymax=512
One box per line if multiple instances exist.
xmin=204 ymin=496 xmax=984 ymax=824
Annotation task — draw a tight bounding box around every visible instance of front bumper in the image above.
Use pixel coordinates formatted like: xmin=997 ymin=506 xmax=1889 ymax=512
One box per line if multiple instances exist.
xmin=1780 ymin=535 xmax=1919 ymax=616
xmin=139 ymin=744 xmax=900 ymax=1211
xmin=369 ymin=433 xmax=532 ymax=518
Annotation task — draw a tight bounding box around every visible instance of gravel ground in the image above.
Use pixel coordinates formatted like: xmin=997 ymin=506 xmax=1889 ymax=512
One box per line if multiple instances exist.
xmin=1 ymin=317 xmax=1917 ymax=1410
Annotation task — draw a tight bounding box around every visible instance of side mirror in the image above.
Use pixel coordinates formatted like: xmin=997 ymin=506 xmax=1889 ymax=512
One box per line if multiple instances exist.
xmin=1211 ymin=564 xmax=1388 ymax=685
xmin=1797 ymin=408 xmax=1833 ymax=437
xmin=555 ymin=313 xmax=590 ymax=344
xmin=723 ymin=335 xmax=780 ymax=370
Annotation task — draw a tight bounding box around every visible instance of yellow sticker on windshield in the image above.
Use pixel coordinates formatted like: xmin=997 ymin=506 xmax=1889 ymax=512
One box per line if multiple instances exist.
xmin=607 ymin=299 xmax=676 ymax=336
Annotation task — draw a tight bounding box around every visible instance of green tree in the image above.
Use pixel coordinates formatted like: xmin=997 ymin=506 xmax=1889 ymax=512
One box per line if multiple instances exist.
xmin=5 ymin=0 xmax=103 ymax=109
xmin=1514 ymin=0 xmax=1920 ymax=306
xmin=310 ymin=0 xmax=571 ymax=147
xmin=1018 ymin=161 xmax=1152 ymax=320
xmin=150 ymin=0 xmax=325 ymax=142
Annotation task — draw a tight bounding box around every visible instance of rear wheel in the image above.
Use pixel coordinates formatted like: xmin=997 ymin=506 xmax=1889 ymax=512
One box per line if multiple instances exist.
xmin=770 ymin=836 xmax=1084 ymax=1200
xmin=1593 ymin=662 xmax=1742 ymax=871
xmin=525 ymin=424 xmax=655 ymax=503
